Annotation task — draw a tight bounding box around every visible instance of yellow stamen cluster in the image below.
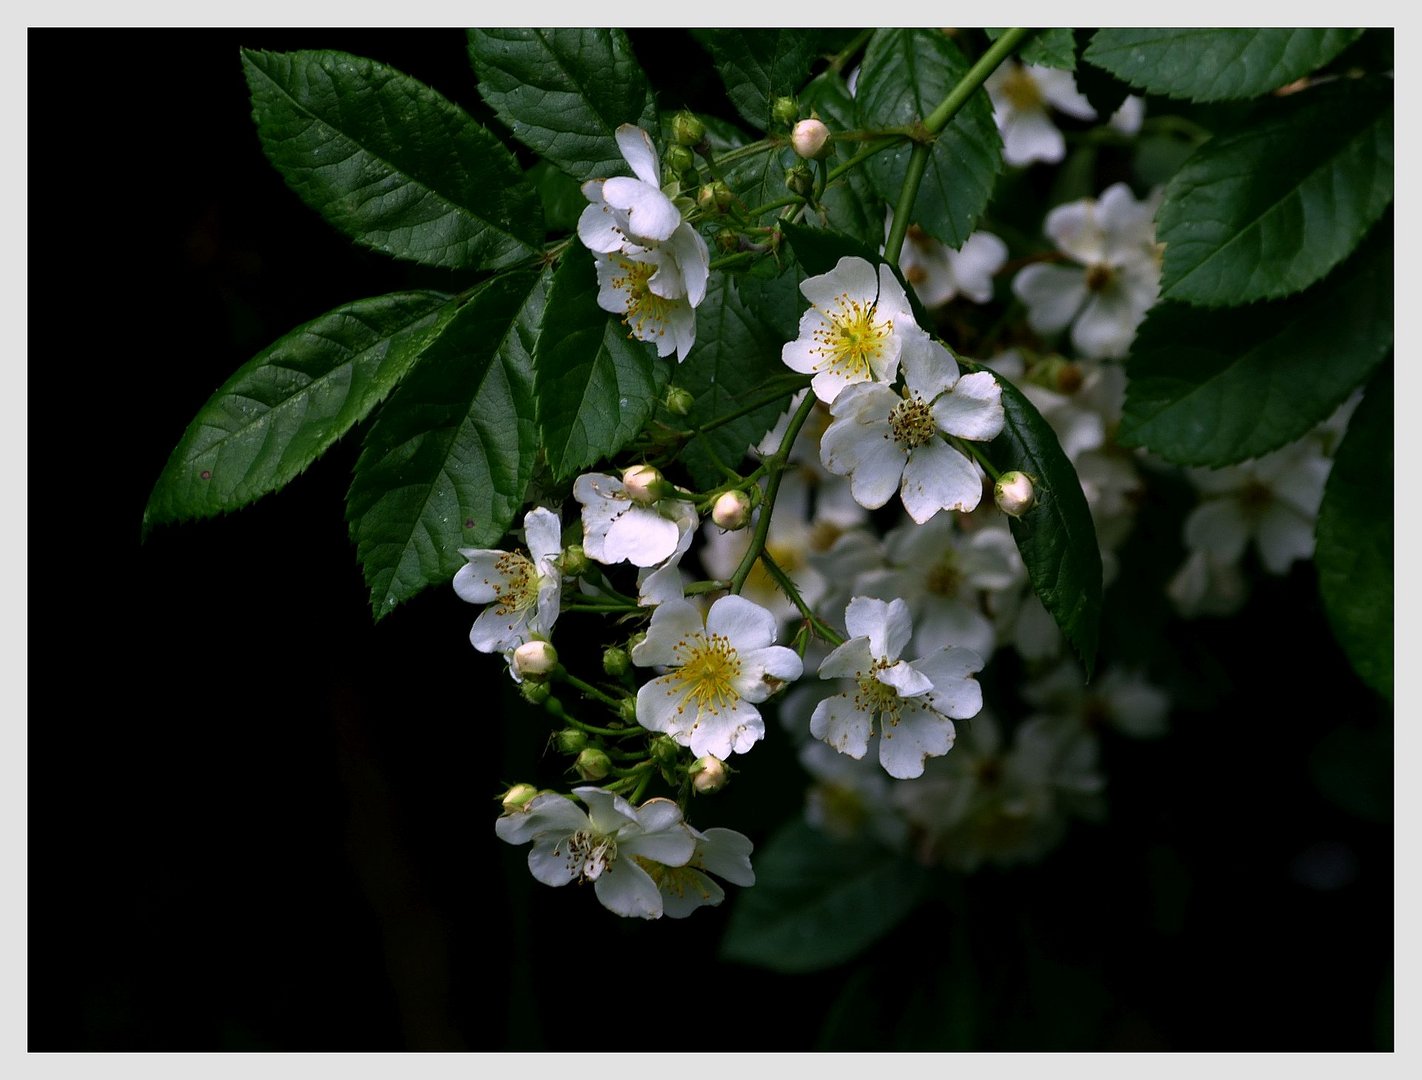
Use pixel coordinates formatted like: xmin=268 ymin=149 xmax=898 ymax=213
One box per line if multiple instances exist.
xmin=665 ymin=632 xmax=743 ymax=719
xmin=610 ymin=257 xmax=672 ymax=343
xmin=484 ymin=552 xmax=538 ymax=616
xmin=1000 ymin=65 xmax=1045 ymax=111
xmin=810 ymin=292 xmax=894 ymax=380
xmin=853 ymin=657 xmax=907 ymax=733
xmin=888 ymin=392 xmax=938 ymax=450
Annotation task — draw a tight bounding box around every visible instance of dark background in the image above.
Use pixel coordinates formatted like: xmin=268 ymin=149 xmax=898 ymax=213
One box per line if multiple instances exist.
xmin=31 ymin=29 xmax=1393 ymax=1050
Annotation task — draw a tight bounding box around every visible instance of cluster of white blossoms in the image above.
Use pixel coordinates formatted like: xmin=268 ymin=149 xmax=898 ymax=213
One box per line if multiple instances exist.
xmin=579 ymin=125 xmax=711 ymax=361
xmin=1012 ymin=183 xmax=1164 ymax=361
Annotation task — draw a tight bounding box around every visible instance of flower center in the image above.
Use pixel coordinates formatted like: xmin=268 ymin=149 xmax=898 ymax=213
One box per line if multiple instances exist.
xmin=852 ymin=657 xmax=906 ymax=730
xmin=565 ymin=829 xmax=617 ymax=882
xmin=925 ymin=554 xmax=962 ymax=597
xmin=811 ymin=293 xmax=894 ymax=380
xmin=1084 ymin=263 xmax=1116 ymax=292
xmin=489 ymin=552 xmax=539 ymax=615
xmin=888 ymin=392 xmax=938 ymax=450
xmin=668 ymin=632 xmax=743 ymax=717
xmin=1000 ymin=66 xmax=1044 ymax=111
xmin=611 ymin=258 xmax=674 ymax=342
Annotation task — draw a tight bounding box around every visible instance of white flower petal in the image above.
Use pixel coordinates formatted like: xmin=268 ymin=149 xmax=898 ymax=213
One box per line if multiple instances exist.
xmin=810 ymin=693 xmax=873 ymax=759
xmin=667 ymin=222 xmax=710 ymax=307
xmin=901 ymin=439 xmax=983 ymax=522
xmin=603 ymin=505 xmax=681 ymax=567
xmin=656 ymin=866 xmax=725 ymax=918
xmin=621 ymin=825 xmax=696 ymax=869
xmin=1184 ymin=500 xmax=1250 ymax=562
xmin=846 ymin=435 xmax=909 ymax=510
xmin=687 ymin=698 xmax=766 ymax=759
xmin=878 ymin=700 xmax=956 ymax=779
xmin=1255 ymin=504 xmax=1315 ymax=573
xmin=950 ymin=232 xmax=1008 ymax=303
xmin=706 ymin=594 xmax=779 ymax=652
xmin=634 ymin=599 xmax=708 ymax=667
xmin=1002 ymin=107 xmax=1065 ymax=166
xmin=911 ymin=646 xmax=985 ymax=718
xmin=846 ymin=595 xmax=912 ymax=661
xmin=817 ymin=636 xmax=874 ymax=680
xmin=1071 ymin=290 xmax=1143 ymax=360
xmin=901 ymin=335 xmax=960 ymax=401
xmin=495 ymin=793 xmax=589 ymax=845
xmin=452 ymin=551 xmax=505 ymax=604
xmin=636 ymin=673 xmax=687 ymax=737
xmin=1013 ymin=264 xmax=1089 ymax=334
xmin=577 ymin=193 xmax=632 ymax=253
xmin=1035 ymin=67 xmax=1096 ymax=119
xmin=732 ymin=645 xmax=804 ymax=703
xmin=469 ymin=603 xmax=533 ymax=654
xmin=615 ymin=124 xmax=663 ymax=187
xmin=800 ymin=256 xmax=880 ymax=310
xmin=575 ymin=786 xmax=642 ymax=836
xmin=1045 ymin=197 xmax=1109 ymax=266
xmin=527 ymin=837 xmax=584 ymax=886
xmin=930 ymin=371 xmax=1005 ymax=441
xmin=876 ymin=660 xmax=933 ymax=698
xmin=594 ymin=858 xmax=664 ymax=918
xmin=523 ymin=506 xmax=564 ymax=565
xmin=603 ymin=176 xmax=681 ymax=243
xmin=695 ymin=828 xmax=756 ymax=886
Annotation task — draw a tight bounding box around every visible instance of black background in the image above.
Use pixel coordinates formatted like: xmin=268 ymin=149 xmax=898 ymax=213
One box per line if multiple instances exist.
xmin=30 ymin=29 xmax=1392 ymax=1050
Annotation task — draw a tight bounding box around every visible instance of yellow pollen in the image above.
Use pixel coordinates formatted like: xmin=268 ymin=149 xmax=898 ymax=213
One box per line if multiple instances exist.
xmin=852 ymin=657 xmax=906 ymax=731
xmin=887 ymin=393 xmax=938 ymax=450
xmin=811 ymin=292 xmax=894 ymax=380
xmin=666 ymin=632 xmax=743 ymax=717
xmin=611 ymin=258 xmax=673 ymax=341
xmin=484 ymin=552 xmax=539 ymax=616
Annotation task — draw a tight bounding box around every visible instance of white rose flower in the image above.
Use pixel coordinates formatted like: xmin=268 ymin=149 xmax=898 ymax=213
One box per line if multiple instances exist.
xmin=574 ymin=471 xmax=698 ymax=569
xmin=781 ymin=255 xmax=924 ymax=404
xmin=888 ymin=211 xmax=1007 ymax=307
xmin=819 ymin=336 xmax=1004 ymax=523
xmin=632 ymin=594 xmax=803 ymax=759
xmin=810 ymin=596 xmax=984 ymax=779
xmin=985 ymin=60 xmax=1097 ymax=167
xmin=640 ymin=825 xmax=756 ymax=919
xmin=453 ymin=506 xmax=563 ymax=656
xmin=495 ymin=786 xmax=697 ymax=920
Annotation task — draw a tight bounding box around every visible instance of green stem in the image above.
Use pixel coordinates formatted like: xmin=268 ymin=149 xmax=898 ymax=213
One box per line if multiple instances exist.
xmin=687 ymin=377 xmax=809 ymax=440
xmin=556 ymin=713 xmax=636 ymax=740
xmin=729 ymin=392 xmax=819 ymax=594
xmin=759 ymin=550 xmax=845 ymax=647
xmin=952 ymin=435 xmax=1002 ymax=482
xmin=709 ymin=251 xmax=758 ymax=271
xmin=884 ymin=27 xmax=1031 ymax=267
xmin=555 ymin=668 xmax=627 ymax=710
xmin=629 ymin=768 xmax=653 ymax=803
xmin=827 ymin=28 xmax=874 ymax=73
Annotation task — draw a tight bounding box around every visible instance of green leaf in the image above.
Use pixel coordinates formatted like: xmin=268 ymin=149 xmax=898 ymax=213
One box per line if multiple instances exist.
xmin=720 ymin=820 xmax=931 ymax=973
xmin=1157 ymin=77 xmax=1393 ymax=306
xmin=534 ymin=250 xmax=668 ymax=480
xmin=667 ymin=275 xmax=807 ymax=489
xmin=242 ymin=49 xmax=541 ymax=269
xmin=857 ymin=28 xmax=1003 ymax=249
xmin=1118 ymin=224 xmax=1393 ymax=467
xmin=698 ymin=29 xmax=820 ymax=131
xmin=467 ymin=28 xmax=657 ymax=182
xmin=526 ymin=161 xmax=586 ymax=233
xmin=988 ymin=27 xmax=1077 ymax=70
xmin=346 ymin=271 xmax=546 ymax=618
xmin=1084 ymin=29 xmax=1363 ymax=102
xmin=145 ymin=292 xmax=456 ymax=531
xmin=1073 ymin=30 xmax=1132 ymax=119
xmin=800 ymin=72 xmax=885 ymax=248
xmin=1316 ymin=363 xmax=1392 ymax=699
xmin=965 ymin=360 xmax=1102 ymax=677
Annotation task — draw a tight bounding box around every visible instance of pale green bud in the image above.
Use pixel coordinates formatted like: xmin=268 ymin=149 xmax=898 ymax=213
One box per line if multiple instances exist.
xmin=521 ymin=680 xmax=551 ymax=705
xmin=785 ymin=163 xmax=814 ymax=198
xmin=994 ymin=471 xmax=1036 ymax=518
xmin=602 ymin=646 xmax=631 ymax=677
xmin=665 ymin=386 xmax=695 ymax=417
xmin=558 ymin=543 xmax=590 ymax=578
xmin=616 ymin=697 xmax=638 ymax=725
xmin=666 ymin=144 xmax=696 ymax=174
xmin=715 ymin=228 xmax=740 ymax=254
xmin=690 ymin=755 xmax=729 ymax=794
xmin=574 ymin=748 xmax=612 ymax=781
xmin=671 ymin=111 xmax=705 ymax=146
xmin=500 ymin=783 xmax=540 ymax=812
xmin=512 ymin=640 xmax=558 ymax=680
xmin=554 ymin=728 xmax=588 ymax=754
xmin=771 ymin=96 xmax=798 ymax=127
xmin=650 ymin=735 xmax=681 ymax=769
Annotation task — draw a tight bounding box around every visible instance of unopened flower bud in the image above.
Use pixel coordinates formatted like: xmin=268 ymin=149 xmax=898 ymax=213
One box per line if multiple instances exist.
xmin=616 ymin=697 xmax=638 ymax=725
xmin=690 ymin=755 xmax=729 ymax=794
xmin=512 ymin=640 xmax=559 ymax=680
xmin=715 ymin=228 xmax=740 ymax=253
xmin=785 ymin=163 xmax=814 ymax=198
xmin=500 ymin=783 xmax=540 ymax=812
xmin=626 ymin=631 xmax=647 ymax=654
xmin=665 ymin=386 xmax=695 ymax=417
xmin=791 ymin=117 xmax=830 ymax=159
xmin=697 ymin=184 xmax=721 ymax=214
xmin=602 ymin=645 xmax=631 ymax=677
xmin=520 ymin=680 xmax=551 ymax=705
xmin=650 ymin=735 xmax=681 ymax=769
xmin=575 ymin=748 xmax=612 ymax=781
xmin=554 ymin=728 xmax=588 ymax=754
xmin=771 ymin=96 xmax=798 ymax=127
xmin=710 ymin=180 xmax=734 ymax=211
xmin=994 ymin=471 xmax=1036 ymax=518
xmin=621 ymin=464 xmax=664 ymax=505
xmin=712 ymin=490 xmax=752 ymax=530
xmin=558 ymin=543 xmax=589 ymax=578
xmin=666 ymin=144 xmax=696 ymax=175
xmin=671 ymin=110 xmax=705 ymax=146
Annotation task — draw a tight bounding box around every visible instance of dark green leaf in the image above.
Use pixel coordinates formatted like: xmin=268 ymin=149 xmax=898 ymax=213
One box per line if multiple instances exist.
xmin=145 ymin=292 xmax=456 ymax=531
xmin=857 ymin=28 xmax=1003 ymax=249
xmin=534 ymin=250 xmax=668 ymax=480
xmin=1158 ymin=78 xmax=1393 ymax=306
xmin=722 ymin=140 xmax=798 ymax=217
xmin=698 ymin=29 xmax=820 ymax=131
xmin=1118 ymin=224 xmax=1393 ymax=467
xmin=667 ymin=275 xmax=807 ymax=488
xmin=720 ymin=820 xmax=931 ymax=973
xmin=988 ymin=27 xmax=1077 ymax=70
xmin=1316 ymin=363 xmax=1392 ymax=699
xmin=467 ymin=28 xmax=657 ymax=182
xmin=1073 ymin=30 xmax=1132 ymax=119
xmin=965 ymin=359 xmax=1102 ymax=676
xmin=346 ymin=271 xmax=546 ymax=618
xmin=800 ymin=72 xmax=885 ymax=248
xmin=527 ymin=161 xmax=586 ymax=233
xmin=1084 ymin=29 xmax=1363 ymax=102
xmin=242 ymin=49 xmax=540 ymax=269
